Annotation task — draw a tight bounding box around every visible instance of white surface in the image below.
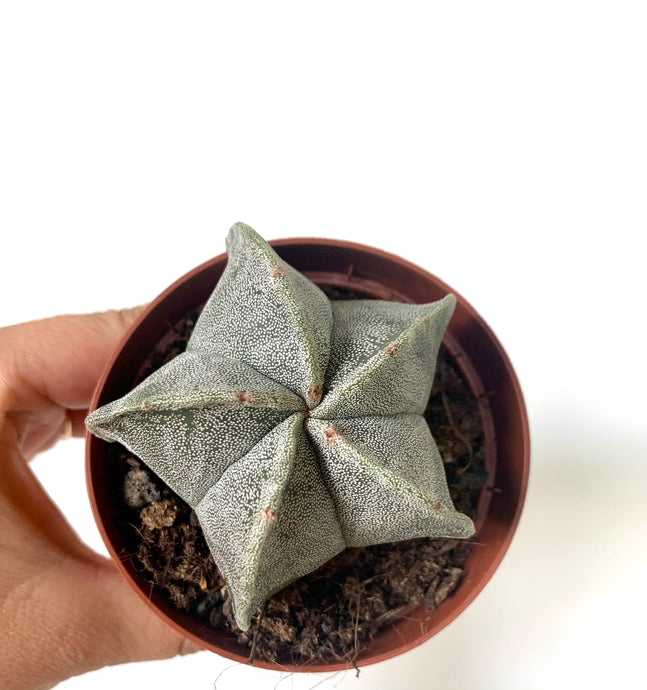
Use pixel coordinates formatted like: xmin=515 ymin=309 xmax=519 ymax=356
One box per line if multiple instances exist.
xmin=1 ymin=2 xmax=646 ymax=689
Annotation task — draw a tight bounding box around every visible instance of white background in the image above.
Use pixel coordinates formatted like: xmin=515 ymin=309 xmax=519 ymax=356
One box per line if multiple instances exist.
xmin=1 ymin=2 xmax=645 ymax=689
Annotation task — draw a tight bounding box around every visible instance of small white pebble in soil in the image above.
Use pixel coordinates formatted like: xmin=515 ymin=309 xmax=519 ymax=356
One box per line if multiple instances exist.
xmin=123 ymin=467 xmax=161 ymax=508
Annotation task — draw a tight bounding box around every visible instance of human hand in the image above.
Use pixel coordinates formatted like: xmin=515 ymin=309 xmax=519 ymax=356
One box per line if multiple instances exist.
xmin=0 ymin=309 xmax=199 ymax=690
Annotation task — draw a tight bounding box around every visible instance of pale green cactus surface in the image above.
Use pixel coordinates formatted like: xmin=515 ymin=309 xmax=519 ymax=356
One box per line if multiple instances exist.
xmin=86 ymin=223 xmax=475 ymax=630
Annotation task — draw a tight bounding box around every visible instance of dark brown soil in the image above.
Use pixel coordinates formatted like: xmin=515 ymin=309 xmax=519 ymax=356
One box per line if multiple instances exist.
xmin=106 ymin=287 xmax=486 ymax=665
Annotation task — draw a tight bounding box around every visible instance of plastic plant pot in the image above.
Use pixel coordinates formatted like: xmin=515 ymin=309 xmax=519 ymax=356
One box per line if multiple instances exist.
xmin=85 ymin=236 xmax=530 ymax=673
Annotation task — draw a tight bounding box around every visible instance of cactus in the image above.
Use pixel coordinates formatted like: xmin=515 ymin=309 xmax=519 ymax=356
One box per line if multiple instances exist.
xmin=86 ymin=223 xmax=474 ymax=630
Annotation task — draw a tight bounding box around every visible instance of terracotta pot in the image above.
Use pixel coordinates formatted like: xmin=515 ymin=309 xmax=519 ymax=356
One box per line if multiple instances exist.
xmin=86 ymin=237 xmax=530 ymax=672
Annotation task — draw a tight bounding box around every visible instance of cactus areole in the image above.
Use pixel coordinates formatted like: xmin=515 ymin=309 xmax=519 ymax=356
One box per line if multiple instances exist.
xmin=86 ymin=223 xmax=475 ymax=630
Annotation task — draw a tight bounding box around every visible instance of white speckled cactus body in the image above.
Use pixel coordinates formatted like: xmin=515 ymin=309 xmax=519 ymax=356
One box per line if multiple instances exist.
xmin=86 ymin=223 xmax=474 ymax=630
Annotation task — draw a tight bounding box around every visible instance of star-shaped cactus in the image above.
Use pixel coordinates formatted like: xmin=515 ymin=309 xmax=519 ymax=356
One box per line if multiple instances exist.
xmin=86 ymin=223 xmax=474 ymax=630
